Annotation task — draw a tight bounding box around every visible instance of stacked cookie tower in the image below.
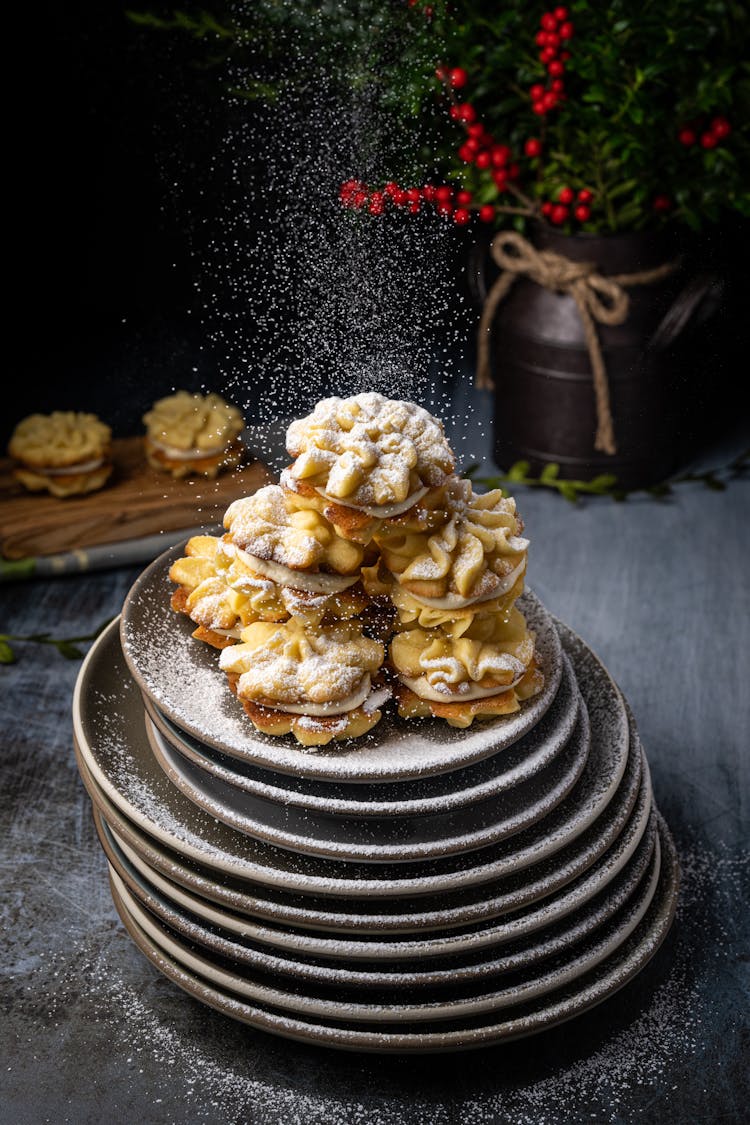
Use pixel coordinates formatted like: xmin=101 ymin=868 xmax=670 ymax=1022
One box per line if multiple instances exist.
xmin=169 ymin=393 xmax=544 ymax=745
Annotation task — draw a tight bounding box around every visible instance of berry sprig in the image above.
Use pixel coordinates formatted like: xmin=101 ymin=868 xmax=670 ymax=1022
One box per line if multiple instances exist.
xmin=541 ymin=187 xmax=594 ymax=226
xmin=530 ymin=7 xmax=573 ymax=118
xmin=678 ymin=115 xmax=732 ymax=151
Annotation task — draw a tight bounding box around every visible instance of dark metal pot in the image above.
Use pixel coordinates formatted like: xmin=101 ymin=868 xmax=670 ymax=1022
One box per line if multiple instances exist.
xmin=470 ymin=225 xmax=723 ymax=489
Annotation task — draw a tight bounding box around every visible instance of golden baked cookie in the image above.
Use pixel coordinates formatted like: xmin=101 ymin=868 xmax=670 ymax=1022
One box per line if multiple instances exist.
xmin=143 ymin=391 xmax=244 ymax=479
xmin=377 ymin=477 xmax=528 ymax=609
xmin=8 ymin=411 xmax=112 ymax=497
xmin=220 ymin=618 xmax=385 ymax=745
xmin=223 ymin=485 xmax=364 ymax=583
xmin=389 ymin=606 xmax=543 ymax=726
xmin=285 ymin=393 xmax=455 ymax=517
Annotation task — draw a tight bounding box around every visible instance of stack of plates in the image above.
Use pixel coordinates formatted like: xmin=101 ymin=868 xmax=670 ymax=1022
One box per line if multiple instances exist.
xmin=72 ymin=545 xmax=679 ymax=1053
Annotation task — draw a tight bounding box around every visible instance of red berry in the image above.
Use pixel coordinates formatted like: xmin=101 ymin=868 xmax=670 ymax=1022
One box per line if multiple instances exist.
xmin=532 ymin=101 xmax=547 ymax=116
xmin=541 ymin=46 xmax=557 ymax=63
xmin=554 ymin=6 xmax=569 ymax=19
xmin=475 ymin=150 xmax=492 ymax=169
xmin=560 ymin=50 xmax=571 ymax=61
xmin=508 ymin=162 xmax=520 ymax=180
xmin=449 ymin=105 xmax=462 ymax=121
xmin=465 ymin=136 xmax=481 ymax=154
xmin=574 ymin=204 xmax=591 ymax=222
xmin=559 ymin=186 xmax=574 ymax=204
xmin=548 ymin=60 xmax=565 ymax=78
xmin=550 ymin=204 xmax=569 ymax=225
xmin=551 ymin=78 xmax=565 ymax=93
xmin=559 ymin=21 xmax=574 ymax=39
xmin=406 ymin=188 xmax=421 ymax=204
xmin=409 ymin=201 xmax=420 ymax=213
xmin=535 ymin=31 xmax=547 ymax=46
xmin=435 ymin=185 xmax=453 ymax=203
xmin=492 ymin=170 xmax=508 ymax=189
xmin=422 ymin=184 xmax=436 ymax=202
xmin=424 ymin=6 xmax=434 ymax=19
xmin=491 ymin=144 xmax=510 ymax=167
xmin=456 ymin=189 xmax=473 ymax=205
xmin=459 ymin=103 xmax=477 ymax=123
xmin=541 ymin=201 xmax=554 ymax=217
xmin=434 ymin=66 xmax=446 ymax=81
xmin=383 ymin=181 xmax=398 ymax=197
xmin=453 ymin=207 xmax=471 ymax=225
xmin=577 ymin=189 xmax=593 ymax=203
xmin=479 ymin=204 xmax=495 ymax=223
xmin=546 ymin=32 xmax=560 ymax=49
xmin=530 ymin=83 xmax=545 ymax=100
xmin=467 ymin=122 xmax=484 ymax=138
xmin=449 ymin=67 xmax=468 ymax=89
xmin=652 ymin=194 xmax=672 ymax=213
xmin=542 ymin=91 xmax=558 ymax=111
xmin=541 ymin=13 xmax=557 ymax=31
xmin=524 ymin=137 xmax=543 ymax=157
xmin=700 ymin=131 xmax=718 ymax=149
xmin=436 ymin=201 xmax=454 ymax=216
xmin=678 ymin=128 xmax=696 ymax=146
xmin=352 ymin=191 xmax=368 ymax=209
xmin=458 ymin=143 xmax=474 ymax=163
xmin=369 ymin=193 xmax=385 ymax=216
xmin=711 ymin=116 xmax=731 ymax=139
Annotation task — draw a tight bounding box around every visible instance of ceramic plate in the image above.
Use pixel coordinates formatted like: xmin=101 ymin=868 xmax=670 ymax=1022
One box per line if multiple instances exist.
xmin=108 ymin=834 xmax=661 ymax=1025
xmin=73 ymin=619 xmax=628 ymax=898
xmin=144 ymin=703 xmax=590 ymax=862
xmin=119 ymin=542 xmax=563 ymax=784
xmin=140 ymin=652 xmax=581 ymax=818
xmin=106 ymin=818 xmax=678 ymax=1049
xmin=97 ymin=806 xmax=656 ymax=977
xmin=86 ymin=739 xmax=646 ymax=936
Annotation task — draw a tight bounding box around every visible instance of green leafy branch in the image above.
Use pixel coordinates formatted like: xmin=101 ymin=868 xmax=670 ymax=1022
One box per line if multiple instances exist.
xmin=466 ymin=446 xmax=749 ymax=504
xmin=0 ymin=618 xmax=114 ymax=665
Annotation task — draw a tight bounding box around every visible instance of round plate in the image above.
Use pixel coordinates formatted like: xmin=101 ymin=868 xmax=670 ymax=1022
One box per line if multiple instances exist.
xmin=144 ymin=703 xmax=590 ymax=862
xmin=73 ymin=618 xmax=628 ymax=898
xmin=97 ymin=806 xmax=657 ymax=978
xmin=140 ymin=652 xmax=581 ymax=818
xmin=108 ymin=834 xmax=661 ymax=1025
xmin=106 ymin=817 xmax=678 ymax=1051
xmin=86 ymin=736 xmax=646 ymax=936
xmin=119 ymin=542 xmax=563 ymax=784
xmin=83 ymin=737 xmax=648 ymax=945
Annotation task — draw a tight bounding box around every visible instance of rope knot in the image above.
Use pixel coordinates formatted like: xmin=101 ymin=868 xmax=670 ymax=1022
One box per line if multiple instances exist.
xmin=476 ymin=230 xmax=678 ymax=455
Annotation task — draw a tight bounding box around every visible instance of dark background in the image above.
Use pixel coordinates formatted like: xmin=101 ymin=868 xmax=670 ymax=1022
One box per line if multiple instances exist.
xmin=6 ymin=4 xmax=749 ymax=453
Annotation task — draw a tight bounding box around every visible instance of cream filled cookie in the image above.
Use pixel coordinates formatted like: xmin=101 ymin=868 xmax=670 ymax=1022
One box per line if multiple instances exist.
xmin=143 ymin=391 xmax=244 ymax=479
xmin=377 ymin=477 xmax=528 ymax=610
xmin=284 ymin=394 xmax=455 ymax=528
xmin=8 ymin=411 xmax=113 ymax=497
xmin=390 ymin=606 xmax=543 ymax=728
xmin=219 ymin=618 xmax=386 ymax=747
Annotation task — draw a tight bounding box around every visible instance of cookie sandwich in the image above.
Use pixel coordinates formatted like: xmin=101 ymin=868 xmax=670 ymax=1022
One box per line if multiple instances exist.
xmin=8 ymin=411 xmax=113 ymax=498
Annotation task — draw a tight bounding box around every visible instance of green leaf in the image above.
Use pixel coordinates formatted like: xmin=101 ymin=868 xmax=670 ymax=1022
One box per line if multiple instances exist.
xmin=55 ymin=642 xmax=85 ymax=660
xmin=558 ymin=482 xmax=580 ymax=503
xmin=540 ymin=463 xmax=560 ymax=482
xmin=506 ymin=460 xmax=530 ymax=481
xmin=0 ymin=639 xmax=16 ymax=664
xmin=588 ymin=473 xmax=619 ymax=492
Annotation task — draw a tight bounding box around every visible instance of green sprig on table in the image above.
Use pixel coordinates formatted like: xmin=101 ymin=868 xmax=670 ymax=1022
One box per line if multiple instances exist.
xmin=467 ymin=446 xmax=749 ymax=504
xmin=0 ymin=618 xmax=114 ymax=665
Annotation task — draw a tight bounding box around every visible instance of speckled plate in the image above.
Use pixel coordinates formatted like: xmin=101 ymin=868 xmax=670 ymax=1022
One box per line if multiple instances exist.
xmin=144 ymin=703 xmax=590 ymax=862
xmin=97 ymin=804 xmax=657 ymax=972
xmin=73 ymin=618 xmax=629 ymax=898
xmin=119 ymin=542 xmax=563 ymax=784
xmin=140 ymin=651 xmax=581 ymax=818
xmin=106 ymin=817 xmax=678 ymax=1050
xmin=85 ymin=736 xmax=648 ymax=943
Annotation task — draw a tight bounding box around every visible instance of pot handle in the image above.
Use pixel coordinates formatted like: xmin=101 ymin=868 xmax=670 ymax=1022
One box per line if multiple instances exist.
xmin=647 ymin=272 xmax=724 ymax=353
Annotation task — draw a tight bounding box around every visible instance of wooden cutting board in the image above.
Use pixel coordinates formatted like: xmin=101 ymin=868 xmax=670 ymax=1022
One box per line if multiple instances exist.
xmin=0 ymin=436 xmax=272 ymax=560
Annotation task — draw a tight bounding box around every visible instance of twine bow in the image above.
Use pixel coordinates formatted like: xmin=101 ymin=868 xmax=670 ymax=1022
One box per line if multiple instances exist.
xmin=476 ymin=230 xmax=677 ymax=455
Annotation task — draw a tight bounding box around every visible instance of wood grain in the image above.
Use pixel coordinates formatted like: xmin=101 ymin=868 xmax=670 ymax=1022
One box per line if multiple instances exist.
xmin=0 ymin=436 xmax=272 ymax=559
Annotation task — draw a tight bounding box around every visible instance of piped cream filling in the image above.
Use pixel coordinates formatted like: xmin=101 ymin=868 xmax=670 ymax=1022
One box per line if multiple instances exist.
xmin=399 ymin=673 xmax=522 ymax=703
xmin=260 ymin=676 xmax=372 ymax=716
xmin=404 ymin=558 xmax=527 ymax=610
xmin=314 ymin=485 xmax=429 ymax=520
xmin=209 ymin=626 xmax=242 ymax=639
xmin=149 ymin=437 xmax=228 ymax=461
xmin=231 ymin=544 xmax=359 ymax=594
xmin=37 ymin=457 xmax=106 ymax=476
